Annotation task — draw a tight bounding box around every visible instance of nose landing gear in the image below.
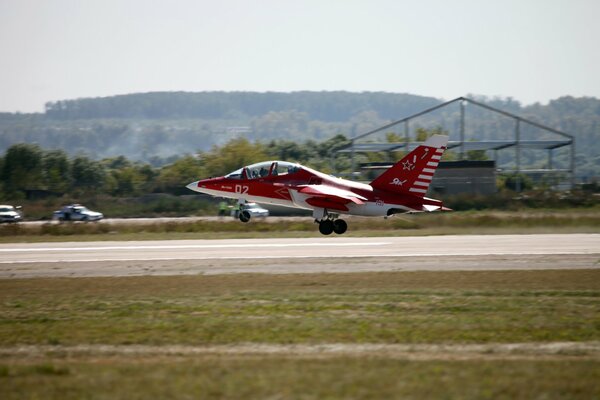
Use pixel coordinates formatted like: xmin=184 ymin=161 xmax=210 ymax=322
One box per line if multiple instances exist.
xmin=239 ymin=210 xmax=251 ymax=223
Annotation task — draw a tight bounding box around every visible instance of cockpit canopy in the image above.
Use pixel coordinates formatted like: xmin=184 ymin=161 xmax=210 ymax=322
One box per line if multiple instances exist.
xmin=225 ymin=161 xmax=301 ymax=180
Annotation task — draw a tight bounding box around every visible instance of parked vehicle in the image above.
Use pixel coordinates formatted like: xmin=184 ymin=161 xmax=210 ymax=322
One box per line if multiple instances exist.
xmin=0 ymin=205 xmax=22 ymax=223
xmin=231 ymin=202 xmax=269 ymax=222
xmin=52 ymin=204 xmax=103 ymax=222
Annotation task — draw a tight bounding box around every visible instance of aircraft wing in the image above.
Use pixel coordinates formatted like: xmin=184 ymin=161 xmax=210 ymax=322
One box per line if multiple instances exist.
xmin=299 ymin=185 xmax=366 ymax=211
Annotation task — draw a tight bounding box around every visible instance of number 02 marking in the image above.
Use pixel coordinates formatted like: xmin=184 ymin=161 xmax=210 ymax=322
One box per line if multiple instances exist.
xmin=235 ymin=185 xmax=249 ymax=194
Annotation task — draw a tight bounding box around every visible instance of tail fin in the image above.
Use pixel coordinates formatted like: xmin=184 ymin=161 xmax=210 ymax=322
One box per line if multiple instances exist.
xmin=370 ymin=135 xmax=448 ymax=197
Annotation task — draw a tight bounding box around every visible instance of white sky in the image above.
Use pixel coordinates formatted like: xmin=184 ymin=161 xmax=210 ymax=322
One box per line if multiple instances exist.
xmin=1 ymin=0 xmax=599 ymax=113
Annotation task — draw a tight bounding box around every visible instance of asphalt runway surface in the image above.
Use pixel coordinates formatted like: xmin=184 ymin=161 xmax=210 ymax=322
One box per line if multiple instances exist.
xmin=0 ymin=234 xmax=598 ymax=278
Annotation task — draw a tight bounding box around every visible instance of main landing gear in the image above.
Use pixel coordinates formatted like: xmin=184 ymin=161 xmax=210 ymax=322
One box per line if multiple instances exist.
xmin=317 ymin=218 xmax=347 ymax=235
xmin=313 ymin=208 xmax=347 ymax=235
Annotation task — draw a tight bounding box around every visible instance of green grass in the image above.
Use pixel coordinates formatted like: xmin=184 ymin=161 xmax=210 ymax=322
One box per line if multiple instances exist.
xmin=1 ymin=358 xmax=599 ymax=399
xmin=1 ymin=270 xmax=600 ymax=398
xmin=1 ymin=270 xmax=599 ymax=346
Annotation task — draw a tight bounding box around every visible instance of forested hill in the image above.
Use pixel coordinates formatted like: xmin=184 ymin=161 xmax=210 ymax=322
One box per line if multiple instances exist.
xmin=1 ymin=91 xmax=599 ymax=177
xmin=43 ymin=91 xmax=441 ymax=121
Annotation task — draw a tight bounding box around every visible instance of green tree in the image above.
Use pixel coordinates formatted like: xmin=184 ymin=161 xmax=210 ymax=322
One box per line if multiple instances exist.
xmin=0 ymin=155 xmax=4 ymax=199
xmin=0 ymin=143 xmax=44 ymax=197
xmin=386 ymin=132 xmax=405 ymax=143
xmin=199 ymin=138 xmax=267 ymax=178
xmin=71 ymin=156 xmax=106 ymax=194
xmin=43 ymin=149 xmax=71 ymax=193
xmin=502 ymin=173 xmax=533 ymax=192
xmin=385 ymin=132 xmax=408 ymax=161
xmin=466 ymin=149 xmax=489 ymax=161
xmin=101 ymin=157 xmax=155 ymax=196
xmin=102 ymin=155 xmax=131 ymax=170
xmin=265 ymin=140 xmax=308 ymax=162
xmin=106 ymin=166 xmax=148 ymax=196
xmin=156 ymin=156 xmax=205 ymax=195
xmin=136 ymin=163 xmax=158 ymax=193
xmin=415 ymin=126 xmax=446 ymax=141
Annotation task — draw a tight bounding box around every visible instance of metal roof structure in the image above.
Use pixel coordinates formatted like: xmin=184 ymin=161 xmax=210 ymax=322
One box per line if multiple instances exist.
xmin=335 ymin=96 xmax=575 ymax=189
xmin=338 ymin=139 xmax=571 ymax=153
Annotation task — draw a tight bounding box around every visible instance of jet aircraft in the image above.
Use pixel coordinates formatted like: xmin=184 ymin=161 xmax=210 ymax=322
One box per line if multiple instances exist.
xmin=187 ymin=134 xmax=450 ymax=235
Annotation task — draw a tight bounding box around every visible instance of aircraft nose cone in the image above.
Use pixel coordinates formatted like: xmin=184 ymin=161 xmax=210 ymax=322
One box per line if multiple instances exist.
xmin=186 ymin=181 xmax=200 ymax=192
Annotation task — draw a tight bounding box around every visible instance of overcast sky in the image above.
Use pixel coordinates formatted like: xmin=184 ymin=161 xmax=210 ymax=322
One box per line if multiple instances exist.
xmin=1 ymin=0 xmax=598 ymax=113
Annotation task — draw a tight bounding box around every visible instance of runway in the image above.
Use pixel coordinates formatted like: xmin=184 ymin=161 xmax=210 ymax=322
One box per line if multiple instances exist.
xmin=0 ymin=234 xmax=598 ymax=278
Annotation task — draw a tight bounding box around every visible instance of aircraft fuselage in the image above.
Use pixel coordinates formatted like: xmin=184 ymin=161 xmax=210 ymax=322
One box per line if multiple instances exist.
xmin=187 ymin=135 xmax=450 ymax=234
xmin=187 ymin=163 xmax=442 ymax=217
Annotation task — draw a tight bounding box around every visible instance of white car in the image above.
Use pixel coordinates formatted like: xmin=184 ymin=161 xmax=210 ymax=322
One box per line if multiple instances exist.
xmin=0 ymin=205 xmax=22 ymax=223
xmin=231 ymin=202 xmax=269 ymax=222
xmin=53 ymin=204 xmax=104 ymax=222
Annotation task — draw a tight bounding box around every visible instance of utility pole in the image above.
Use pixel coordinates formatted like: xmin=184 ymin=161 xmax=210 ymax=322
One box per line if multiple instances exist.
xmin=460 ymin=99 xmax=466 ymax=160
xmin=515 ymin=118 xmax=521 ymax=192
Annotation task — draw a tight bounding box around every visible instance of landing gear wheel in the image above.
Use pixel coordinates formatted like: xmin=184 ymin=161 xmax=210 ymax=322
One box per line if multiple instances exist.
xmin=239 ymin=210 xmax=251 ymax=223
xmin=318 ymin=219 xmax=334 ymax=235
xmin=333 ymin=219 xmax=347 ymax=235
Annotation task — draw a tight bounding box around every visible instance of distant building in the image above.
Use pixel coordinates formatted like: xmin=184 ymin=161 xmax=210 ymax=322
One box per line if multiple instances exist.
xmin=430 ymin=161 xmax=497 ymax=196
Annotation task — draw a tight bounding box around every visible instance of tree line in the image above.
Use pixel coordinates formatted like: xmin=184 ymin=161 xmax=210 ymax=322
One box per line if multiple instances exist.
xmin=0 ymin=126 xmax=503 ymax=202
xmin=0 ymin=136 xmax=355 ymax=200
xmin=43 ymin=91 xmax=440 ymax=122
xmin=4 ymin=132 xmax=598 ymax=217
xmin=1 ymin=92 xmax=598 ymax=178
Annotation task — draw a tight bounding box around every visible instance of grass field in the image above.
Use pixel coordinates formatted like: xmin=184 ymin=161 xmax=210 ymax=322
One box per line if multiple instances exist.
xmin=1 ymin=270 xmax=599 ymax=398
xmin=1 ymin=270 xmax=599 ymax=345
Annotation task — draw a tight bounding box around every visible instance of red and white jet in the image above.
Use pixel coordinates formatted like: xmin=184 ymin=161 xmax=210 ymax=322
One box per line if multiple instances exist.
xmin=187 ymin=135 xmax=450 ymax=235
